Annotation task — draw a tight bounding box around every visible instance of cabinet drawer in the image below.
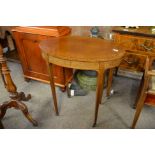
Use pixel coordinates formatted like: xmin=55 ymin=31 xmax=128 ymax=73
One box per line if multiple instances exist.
xmin=114 ymin=34 xmax=155 ymax=53
xmin=119 ymin=53 xmax=146 ymax=72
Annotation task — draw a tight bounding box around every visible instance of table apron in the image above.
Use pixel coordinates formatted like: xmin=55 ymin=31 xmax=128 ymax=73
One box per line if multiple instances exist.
xmin=48 ymin=56 xmax=100 ymax=70
xmin=48 ymin=56 xmax=123 ymax=71
xmin=100 ymin=58 xmax=123 ymax=69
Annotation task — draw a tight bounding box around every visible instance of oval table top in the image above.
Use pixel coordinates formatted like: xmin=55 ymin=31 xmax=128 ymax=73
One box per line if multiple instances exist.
xmin=39 ymin=36 xmax=125 ymax=63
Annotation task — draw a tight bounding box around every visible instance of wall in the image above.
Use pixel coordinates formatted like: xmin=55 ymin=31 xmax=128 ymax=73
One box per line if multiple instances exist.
xmin=70 ymin=26 xmax=112 ymax=37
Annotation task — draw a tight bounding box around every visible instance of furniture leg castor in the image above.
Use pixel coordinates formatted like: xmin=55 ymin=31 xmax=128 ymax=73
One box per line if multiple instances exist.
xmin=60 ymin=87 xmax=66 ymax=92
xmin=24 ymin=77 xmax=31 ymax=82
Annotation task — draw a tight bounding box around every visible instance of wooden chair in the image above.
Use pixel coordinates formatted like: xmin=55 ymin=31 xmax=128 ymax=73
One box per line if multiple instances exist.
xmin=132 ymin=57 xmax=155 ymax=128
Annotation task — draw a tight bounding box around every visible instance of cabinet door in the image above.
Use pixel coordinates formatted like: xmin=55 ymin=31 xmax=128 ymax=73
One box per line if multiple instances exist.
xmin=13 ymin=32 xmax=73 ymax=87
xmin=18 ymin=33 xmax=49 ymax=76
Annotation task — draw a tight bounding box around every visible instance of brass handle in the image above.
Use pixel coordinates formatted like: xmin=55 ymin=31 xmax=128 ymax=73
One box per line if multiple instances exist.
xmin=140 ymin=44 xmax=155 ymax=51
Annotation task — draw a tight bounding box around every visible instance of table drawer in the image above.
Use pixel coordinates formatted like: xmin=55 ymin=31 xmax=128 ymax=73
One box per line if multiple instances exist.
xmin=119 ymin=53 xmax=146 ymax=72
xmin=114 ymin=34 xmax=155 ymax=53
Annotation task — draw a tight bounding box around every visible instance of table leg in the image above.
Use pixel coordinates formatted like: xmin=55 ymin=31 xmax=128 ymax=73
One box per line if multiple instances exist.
xmin=107 ymin=68 xmax=114 ymax=97
xmin=93 ymin=69 xmax=105 ymax=127
xmin=47 ymin=63 xmax=59 ymax=115
xmin=133 ymin=72 xmax=144 ymax=109
xmin=131 ymin=93 xmax=146 ymax=129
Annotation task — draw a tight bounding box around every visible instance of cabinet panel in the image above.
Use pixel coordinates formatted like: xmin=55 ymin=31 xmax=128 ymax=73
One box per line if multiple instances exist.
xmin=137 ymin=38 xmax=155 ymax=52
xmin=114 ymin=34 xmax=155 ymax=53
xmin=12 ymin=26 xmax=73 ymax=89
xmin=21 ymin=34 xmax=48 ymax=75
xmin=114 ymin=32 xmax=155 ymax=72
xmin=119 ymin=53 xmax=146 ymax=72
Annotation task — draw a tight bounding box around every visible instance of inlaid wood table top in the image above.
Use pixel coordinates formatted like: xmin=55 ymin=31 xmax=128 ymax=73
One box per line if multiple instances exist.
xmin=40 ymin=36 xmax=125 ymax=127
xmin=40 ymin=36 xmax=124 ymax=63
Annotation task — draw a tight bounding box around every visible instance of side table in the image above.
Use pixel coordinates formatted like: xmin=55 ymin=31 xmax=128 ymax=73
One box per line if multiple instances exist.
xmin=40 ymin=36 xmax=125 ymax=126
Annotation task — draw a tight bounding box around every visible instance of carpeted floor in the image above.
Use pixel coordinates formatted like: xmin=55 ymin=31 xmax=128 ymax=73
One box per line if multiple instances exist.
xmin=1 ymin=62 xmax=155 ymax=129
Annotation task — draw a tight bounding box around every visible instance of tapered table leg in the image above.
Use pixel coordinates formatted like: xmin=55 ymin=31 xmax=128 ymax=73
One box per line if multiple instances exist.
xmin=107 ymin=68 xmax=114 ymax=97
xmin=131 ymin=91 xmax=147 ymax=129
xmin=131 ymin=71 xmax=150 ymax=128
xmin=133 ymin=73 xmax=144 ymax=109
xmin=93 ymin=69 xmax=105 ymax=127
xmin=46 ymin=62 xmax=59 ymax=115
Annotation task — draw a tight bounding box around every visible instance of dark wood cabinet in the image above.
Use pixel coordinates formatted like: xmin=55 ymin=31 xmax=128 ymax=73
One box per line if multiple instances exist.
xmin=113 ymin=27 xmax=155 ymax=72
xmin=12 ymin=26 xmax=73 ymax=90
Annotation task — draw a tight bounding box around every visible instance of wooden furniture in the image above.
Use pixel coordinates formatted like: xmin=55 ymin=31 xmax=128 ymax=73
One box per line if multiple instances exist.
xmin=132 ymin=57 xmax=155 ymax=128
xmin=112 ymin=27 xmax=155 ymax=107
xmin=12 ymin=26 xmax=73 ymax=91
xmin=40 ymin=36 xmax=125 ymax=127
xmin=113 ymin=27 xmax=155 ymax=73
xmin=0 ymin=44 xmax=38 ymax=127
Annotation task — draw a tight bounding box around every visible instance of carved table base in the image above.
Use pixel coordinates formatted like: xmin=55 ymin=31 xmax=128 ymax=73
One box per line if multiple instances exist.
xmin=0 ymin=44 xmax=38 ymax=128
xmin=0 ymin=92 xmax=38 ymax=127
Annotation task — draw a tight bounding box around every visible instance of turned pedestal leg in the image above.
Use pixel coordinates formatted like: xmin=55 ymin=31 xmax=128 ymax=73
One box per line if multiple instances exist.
xmin=0 ymin=44 xmax=38 ymax=127
xmin=93 ymin=69 xmax=105 ymax=127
